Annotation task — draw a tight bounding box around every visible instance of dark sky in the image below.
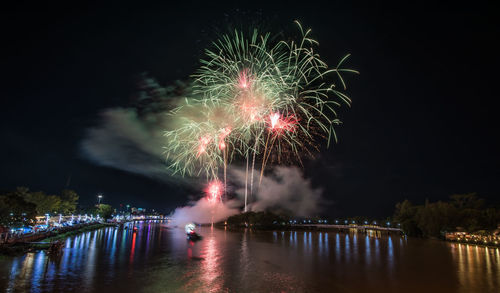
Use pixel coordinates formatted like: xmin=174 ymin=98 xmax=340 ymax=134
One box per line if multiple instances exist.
xmin=1 ymin=2 xmax=498 ymax=216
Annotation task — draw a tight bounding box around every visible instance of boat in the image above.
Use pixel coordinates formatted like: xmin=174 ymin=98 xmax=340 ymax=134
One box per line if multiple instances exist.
xmin=185 ymin=223 xmax=202 ymax=241
xmin=187 ymin=231 xmax=202 ymax=241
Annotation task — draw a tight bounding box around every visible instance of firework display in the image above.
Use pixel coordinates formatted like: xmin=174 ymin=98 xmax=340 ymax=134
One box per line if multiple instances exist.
xmin=163 ymin=21 xmax=356 ymax=209
xmin=205 ymin=180 xmax=223 ymax=203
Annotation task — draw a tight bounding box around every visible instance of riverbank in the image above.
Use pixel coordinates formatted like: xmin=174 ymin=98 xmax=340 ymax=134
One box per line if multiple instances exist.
xmin=0 ymin=223 xmax=114 ymax=256
xmin=445 ymin=231 xmax=500 ymax=248
xmin=445 ymin=238 xmax=500 ymax=248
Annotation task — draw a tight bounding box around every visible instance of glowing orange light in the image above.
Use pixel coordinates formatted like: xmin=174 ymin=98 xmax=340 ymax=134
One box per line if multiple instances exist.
xmin=205 ymin=180 xmax=223 ymax=203
xmin=267 ymin=112 xmax=297 ymax=135
xmin=218 ymin=127 xmax=231 ymax=150
xmin=238 ymin=69 xmax=251 ymax=89
xmin=269 ymin=112 xmax=280 ymax=129
xmin=197 ymin=135 xmax=212 ymax=157
xmin=220 ymin=127 xmax=231 ymax=138
xmin=219 ymin=141 xmax=226 ymax=150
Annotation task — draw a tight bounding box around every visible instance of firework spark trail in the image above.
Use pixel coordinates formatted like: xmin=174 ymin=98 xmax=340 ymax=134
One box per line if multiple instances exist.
xmin=163 ymin=21 xmax=357 ymax=213
xmin=260 ymin=131 xmax=271 ymax=186
xmin=218 ymin=127 xmax=232 ymax=201
xmin=197 ymin=135 xmax=212 ymax=157
xmin=163 ymin=98 xmax=241 ymax=180
xmin=245 ymin=152 xmax=249 ymax=212
xmin=259 ymin=112 xmax=298 ymax=186
xmin=249 ymin=132 xmax=260 ymax=201
xmin=223 ymin=148 xmax=227 ymax=201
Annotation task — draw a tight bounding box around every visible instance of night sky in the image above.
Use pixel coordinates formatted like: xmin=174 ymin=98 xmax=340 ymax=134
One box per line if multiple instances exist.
xmin=1 ymin=2 xmax=498 ymax=216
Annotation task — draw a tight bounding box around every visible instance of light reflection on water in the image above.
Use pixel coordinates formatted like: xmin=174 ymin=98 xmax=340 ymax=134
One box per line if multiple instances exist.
xmin=0 ymin=222 xmax=498 ymax=293
xmin=452 ymin=243 xmax=500 ymax=293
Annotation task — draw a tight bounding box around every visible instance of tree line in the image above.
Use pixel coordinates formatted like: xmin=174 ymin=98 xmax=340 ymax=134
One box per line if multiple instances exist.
xmin=0 ymin=186 xmax=78 ymax=217
xmin=393 ymin=193 xmax=500 ymax=238
xmin=226 ymin=211 xmax=290 ymax=229
xmin=0 ymin=187 xmax=104 ymax=227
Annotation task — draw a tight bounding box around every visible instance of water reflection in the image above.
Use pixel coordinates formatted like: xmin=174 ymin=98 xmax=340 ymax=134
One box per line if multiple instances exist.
xmin=365 ymin=236 xmax=371 ymax=266
xmin=0 ymin=222 xmax=498 ymax=292
xmin=387 ymin=236 xmax=394 ymax=271
xmin=451 ymin=243 xmax=500 ymax=293
xmin=200 ymin=231 xmax=222 ymax=291
xmin=130 ymin=232 xmax=137 ymax=263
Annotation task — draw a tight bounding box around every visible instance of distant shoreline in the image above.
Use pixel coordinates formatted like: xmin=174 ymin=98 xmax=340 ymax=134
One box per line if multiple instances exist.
xmin=217 ymin=224 xmax=500 ymax=248
xmin=445 ymin=238 xmax=500 ymax=249
xmin=218 ymin=223 xmax=403 ymax=234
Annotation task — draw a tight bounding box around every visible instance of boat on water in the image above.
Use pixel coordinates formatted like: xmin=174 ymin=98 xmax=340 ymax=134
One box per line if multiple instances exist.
xmin=185 ymin=223 xmax=202 ymax=241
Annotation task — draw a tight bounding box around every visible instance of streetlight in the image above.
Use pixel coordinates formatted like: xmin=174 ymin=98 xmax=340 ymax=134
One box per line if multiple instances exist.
xmin=97 ymin=194 xmax=103 ymax=205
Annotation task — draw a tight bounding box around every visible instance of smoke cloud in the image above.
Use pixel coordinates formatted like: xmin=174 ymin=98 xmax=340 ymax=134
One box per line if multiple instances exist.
xmin=80 ymin=76 xmax=190 ymax=183
xmin=170 ymin=199 xmax=240 ymax=226
xmin=232 ymin=166 xmax=324 ymax=217
xmin=81 ymin=107 xmax=178 ymax=182
xmin=169 ymin=166 xmax=324 ymax=225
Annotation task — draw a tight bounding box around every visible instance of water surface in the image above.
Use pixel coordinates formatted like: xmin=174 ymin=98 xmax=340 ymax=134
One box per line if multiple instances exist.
xmin=1 ymin=221 xmax=498 ymax=292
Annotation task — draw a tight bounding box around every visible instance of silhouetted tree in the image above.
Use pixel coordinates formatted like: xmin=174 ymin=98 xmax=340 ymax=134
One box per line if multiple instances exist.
xmin=59 ymin=189 xmax=79 ymax=214
xmin=0 ymin=192 xmax=37 ymax=227
xmin=23 ymin=191 xmax=61 ymax=215
xmin=394 ymin=200 xmax=421 ymax=236
xmin=394 ymin=193 xmax=499 ymax=238
xmin=97 ymin=204 xmax=114 ymax=219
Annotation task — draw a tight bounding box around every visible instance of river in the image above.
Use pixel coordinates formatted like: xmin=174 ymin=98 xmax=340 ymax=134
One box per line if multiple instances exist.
xmin=1 ymin=221 xmax=498 ymax=292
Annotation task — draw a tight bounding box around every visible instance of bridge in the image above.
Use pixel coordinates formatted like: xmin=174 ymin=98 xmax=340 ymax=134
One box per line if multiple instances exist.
xmin=294 ymin=224 xmax=403 ymax=234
